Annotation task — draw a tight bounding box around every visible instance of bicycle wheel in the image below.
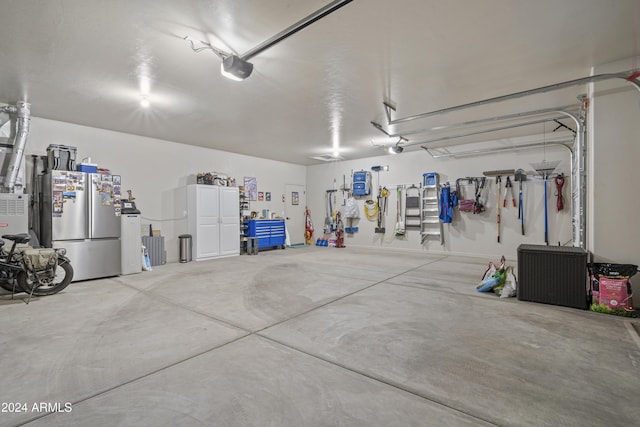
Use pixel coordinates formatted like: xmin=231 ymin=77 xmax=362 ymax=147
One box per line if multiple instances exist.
xmin=18 ymin=262 xmax=73 ymax=296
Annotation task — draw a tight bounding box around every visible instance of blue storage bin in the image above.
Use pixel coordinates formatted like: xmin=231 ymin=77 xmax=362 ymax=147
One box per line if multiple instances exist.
xmin=78 ymin=164 xmax=97 ymax=173
xmin=423 ymin=172 xmax=437 ymax=186
xmin=352 ymin=171 xmax=370 ymax=196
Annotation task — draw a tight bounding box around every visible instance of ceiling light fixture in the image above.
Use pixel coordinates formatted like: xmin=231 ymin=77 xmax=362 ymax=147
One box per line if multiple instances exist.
xmin=140 ymin=96 xmax=150 ymax=108
xmin=185 ymin=0 xmax=353 ymax=81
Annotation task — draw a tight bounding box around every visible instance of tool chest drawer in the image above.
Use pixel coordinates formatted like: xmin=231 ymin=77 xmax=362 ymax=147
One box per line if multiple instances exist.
xmin=244 ymin=219 xmax=286 ymax=250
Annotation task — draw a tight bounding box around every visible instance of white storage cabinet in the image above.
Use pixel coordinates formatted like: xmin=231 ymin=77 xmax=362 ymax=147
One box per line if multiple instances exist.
xmin=187 ymin=184 xmax=240 ymax=261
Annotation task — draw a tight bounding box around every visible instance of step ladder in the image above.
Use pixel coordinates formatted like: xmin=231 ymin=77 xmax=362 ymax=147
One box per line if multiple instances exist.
xmin=421 ymin=172 xmax=444 ymax=245
xmin=404 ymin=185 xmax=421 ymax=229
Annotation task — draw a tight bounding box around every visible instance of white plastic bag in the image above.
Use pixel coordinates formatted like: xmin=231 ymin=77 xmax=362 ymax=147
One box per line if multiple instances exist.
xmin=480 ymin=262 xmax=497 ymax=282
xmin=500 ymin=266 xmax=517 ymax=298
xmin=344 ymin=196 xmax=360 ymax=219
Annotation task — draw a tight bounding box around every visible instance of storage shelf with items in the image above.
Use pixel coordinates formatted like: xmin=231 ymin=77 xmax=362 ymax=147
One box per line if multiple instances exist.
xmin=239 ymin=187 xmax=251 ymax=253
xmin=239 ymin=188 xmax=250 ymax=220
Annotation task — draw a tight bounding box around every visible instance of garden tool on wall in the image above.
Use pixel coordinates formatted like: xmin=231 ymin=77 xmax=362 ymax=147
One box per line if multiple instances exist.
xmin=395 ymin=186 xmax=406 ymax=236
xmin=483 ymin=170 xmax=515 ymax=243
xmin=531 ymin=160 xmax=560 ymax=245
xmin=375 ymin=186 xmax=388 ymax=233
xmin=330 ymin=189 xmax=336 ymax=229
xmin=324 ymin=191 xmax=332 ymax=235
xmin=503 ymin=176 xmax=516 ymax=209
xmin=473 ymin=177 xmax=486 ymax=214
xmin=341 ymin=174 xmax=347 ymax=206
xmin=514 ymin=169 xmax=527 ymax=235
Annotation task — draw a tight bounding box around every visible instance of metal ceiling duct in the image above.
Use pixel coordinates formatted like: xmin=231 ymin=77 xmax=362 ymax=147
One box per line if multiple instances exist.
xmin=0 ymin=101 xmax=30 ymax=193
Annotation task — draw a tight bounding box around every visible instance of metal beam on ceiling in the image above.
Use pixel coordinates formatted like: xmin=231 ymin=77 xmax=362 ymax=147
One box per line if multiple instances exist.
xmin=385 ymin=71 xmax=640 ymax=125
xmin=240 ymin=0 xmax=353 ymax=61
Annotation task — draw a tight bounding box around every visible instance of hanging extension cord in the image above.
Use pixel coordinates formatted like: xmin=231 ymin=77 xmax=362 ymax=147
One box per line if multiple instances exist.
xmin=555 ymin=174 xmax=565 ymax=211
xmin=364 ymin=200 xmax=378 ymax=220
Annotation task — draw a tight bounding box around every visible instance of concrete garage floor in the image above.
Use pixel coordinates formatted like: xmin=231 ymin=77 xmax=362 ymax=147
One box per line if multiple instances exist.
xmin=1 ymin=246 xmax=639 ymax=427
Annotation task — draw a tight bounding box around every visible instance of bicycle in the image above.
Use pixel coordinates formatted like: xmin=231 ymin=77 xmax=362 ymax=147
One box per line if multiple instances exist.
xmin=0 ymin=233 xmax=73 ymax=300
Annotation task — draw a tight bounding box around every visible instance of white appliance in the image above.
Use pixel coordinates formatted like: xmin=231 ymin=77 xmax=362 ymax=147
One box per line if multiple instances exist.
xmin=40 ymin=171 xmax=121 ymax=281
xmin=187 ymin=184 xmax=239 ymax=261
xmin=0 ymin=193 xmax=28 ymax=239
xmin=121 ymin=213 xmax=141 ymax=275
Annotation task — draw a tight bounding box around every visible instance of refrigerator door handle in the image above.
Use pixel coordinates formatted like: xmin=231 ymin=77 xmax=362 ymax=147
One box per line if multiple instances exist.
xmin=87 ymin=173 xmax=93 ymax=238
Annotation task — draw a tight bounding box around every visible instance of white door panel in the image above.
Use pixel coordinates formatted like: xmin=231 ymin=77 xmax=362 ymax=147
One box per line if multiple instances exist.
xmin=284 ymin=184 xmax=305 ymax=245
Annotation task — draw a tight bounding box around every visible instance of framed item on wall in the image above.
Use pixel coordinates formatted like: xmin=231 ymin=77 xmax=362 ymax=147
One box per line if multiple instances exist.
xmin=244 ymin=177 xmax=257 ymax=201
xmin=292 ymin=191 xmax=299 ymax=205
xmin=266 ymin=192 xmax=271 ymax=201
xmin=258 ymin=192 xmax=264 ymax=201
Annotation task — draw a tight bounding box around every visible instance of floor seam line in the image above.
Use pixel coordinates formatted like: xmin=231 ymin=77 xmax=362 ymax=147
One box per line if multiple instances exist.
xmin=253 ymin=260 xmax=443 ymax=334
xmin=256 ymin=334 xmax=500 ymax=427
xmin=113 ymin=279 xmax=252 ymax=333
xmin=624 ymin=321 xmax=640 ymax=351
xmin=16 ymin=334 xmax=252 ymax=427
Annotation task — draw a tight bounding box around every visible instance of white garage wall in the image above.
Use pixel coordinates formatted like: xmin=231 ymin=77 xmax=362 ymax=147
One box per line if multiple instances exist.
xmin=307 ymin=144 xmax=572 ymax=261
xmin=588 ymin=57 xmax=640 ymax=268
xmin=24 ymin=117 xmax=306 ymax=262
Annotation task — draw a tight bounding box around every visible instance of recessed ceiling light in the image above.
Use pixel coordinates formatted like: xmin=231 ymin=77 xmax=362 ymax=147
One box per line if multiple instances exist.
xmin=310 ymin=153 xmax=344 ymax=162
xmin=140 ymin=96 xmax=150 ymax=108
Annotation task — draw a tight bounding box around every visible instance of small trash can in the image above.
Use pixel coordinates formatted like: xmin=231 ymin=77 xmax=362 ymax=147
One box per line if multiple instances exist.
xmin=179 ymin=234 xmax=192 ymax=263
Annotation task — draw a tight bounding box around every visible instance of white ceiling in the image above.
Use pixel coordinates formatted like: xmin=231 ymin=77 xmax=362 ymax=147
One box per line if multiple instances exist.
xmin=0 ymin=0 xmax=637 ymax=165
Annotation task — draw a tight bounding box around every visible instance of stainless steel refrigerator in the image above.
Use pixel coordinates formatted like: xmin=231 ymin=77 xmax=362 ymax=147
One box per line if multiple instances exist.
xmin=40 ymin=171 xmax=121 ymax=281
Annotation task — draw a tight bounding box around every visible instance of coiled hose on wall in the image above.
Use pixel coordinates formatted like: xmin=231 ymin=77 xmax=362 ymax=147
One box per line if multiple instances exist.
xmin=364 ymin=200 xmax=378 ymax=220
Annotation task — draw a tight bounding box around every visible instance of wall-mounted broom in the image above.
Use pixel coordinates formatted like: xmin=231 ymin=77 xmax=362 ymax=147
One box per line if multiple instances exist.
xmin=531 ymin=160 xmax=560 ymax=245
xmin=514 ymin=169 xmax=527 ymax=236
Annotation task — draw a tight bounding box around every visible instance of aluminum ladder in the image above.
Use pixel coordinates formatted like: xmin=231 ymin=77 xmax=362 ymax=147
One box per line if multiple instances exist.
xmin=421 ymin=172 xmax=444 ymax=245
